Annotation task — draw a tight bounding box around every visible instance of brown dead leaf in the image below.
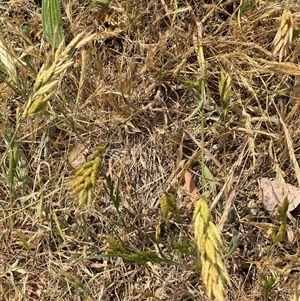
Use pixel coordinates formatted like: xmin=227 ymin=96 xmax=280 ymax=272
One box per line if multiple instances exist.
xmin=184 ymin=170 xmax=200 ymax=204
xmin=68 ymin=142 xmax=88 ymax=169
xmin=260 ymin=177 xmax=300 ymax=214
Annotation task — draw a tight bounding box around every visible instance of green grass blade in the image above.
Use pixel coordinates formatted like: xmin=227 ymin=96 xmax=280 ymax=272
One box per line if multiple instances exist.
xmin=42 ymin=0 xmax=65 ymax=48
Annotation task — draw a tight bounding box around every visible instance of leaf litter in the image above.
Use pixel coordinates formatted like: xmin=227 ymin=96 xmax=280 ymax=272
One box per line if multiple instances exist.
xmin=260 ymin=177 xmax=300 ymax=214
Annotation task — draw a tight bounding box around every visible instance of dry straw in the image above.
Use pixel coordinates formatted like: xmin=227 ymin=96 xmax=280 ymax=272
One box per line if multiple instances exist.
xmin=22 ymin=31 xmax=96 ymax=118
xmin=0 ymin=38 xmax=17 ymax=85
xmin=193 ymin=199 xmax=229 ymax=301
xmin=273 ymin=9 xmax=293 ymax=62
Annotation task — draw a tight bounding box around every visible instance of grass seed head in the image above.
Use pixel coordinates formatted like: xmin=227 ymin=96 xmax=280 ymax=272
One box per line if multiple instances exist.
xmin=22 ymin=32 xmax=95 ymax=119
xmin=273 ymin=9 xmax=293 ymax=62
xmin=193 ymin=199 xmax=229 ymax=301
xmin=72 ymin=145 xmax=104 ymax=207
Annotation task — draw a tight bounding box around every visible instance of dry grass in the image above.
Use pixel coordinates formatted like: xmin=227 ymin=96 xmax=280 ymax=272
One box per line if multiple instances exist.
xmin=1 ymin=0 xmax=300 ymax=300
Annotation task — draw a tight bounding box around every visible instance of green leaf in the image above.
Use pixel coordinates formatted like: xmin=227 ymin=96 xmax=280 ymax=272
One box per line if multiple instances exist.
xmin=227 ymin=228 xmax=240 ymax=256
xmin=122 ymin=251 xmax=162 ymax=264
xmin=203 ymin=164 xmax=217 ymax=198
xmin=239 ymin=0 xmax=255 ymax=16
xmin=262 ymin=277 xmax=276 ymax=299
xmin=42 ymin=0 xmax=65 ymax=48
xmin=15 ymin=230 xmax=35 ymax=259
xmin=293 ymin=29 xmax=300 ymax=40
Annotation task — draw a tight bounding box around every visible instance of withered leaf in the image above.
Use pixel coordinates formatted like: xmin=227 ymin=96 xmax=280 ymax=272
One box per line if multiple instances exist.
xmin=260 ymin=177 xmax=300 ymax=214
xmin=184 ymin=170 xmax=200 ymax=204
xmin=68 ymin=142 xmax=88 ymax=169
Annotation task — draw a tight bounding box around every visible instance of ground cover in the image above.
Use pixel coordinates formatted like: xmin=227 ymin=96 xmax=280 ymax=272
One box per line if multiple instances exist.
xmin=0 ymin=1 xmax=300 ymax=300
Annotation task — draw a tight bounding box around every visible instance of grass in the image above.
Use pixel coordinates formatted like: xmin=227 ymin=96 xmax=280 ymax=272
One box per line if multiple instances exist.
xmin=1 ymin=0 xmax=300 ymax=300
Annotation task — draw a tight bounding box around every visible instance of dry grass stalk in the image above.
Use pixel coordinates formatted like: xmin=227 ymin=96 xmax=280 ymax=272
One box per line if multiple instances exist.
xmin=277 ymin=105 xmax=300 ymax=187
xmin=76 ymin=49 xmax=87 ymax=105
xmin=71 ymin=146 xmax=105 ymax=206
xmin=242 ymin=107 xmax=256 ymax=167
xmin=258 ymin=59 xmax=300 ymax=75
xmin=273 ymin=9 xmax=293 ymax=62
xmin=287 ymin=75 xmax=300 ymax=122
xmin=193 ymin=199 xmax=229 ymax=301
xmin=0 ymin=38 xmax=17 ymax=84
xmin=22 ymin=31 xmax=95 ymax=118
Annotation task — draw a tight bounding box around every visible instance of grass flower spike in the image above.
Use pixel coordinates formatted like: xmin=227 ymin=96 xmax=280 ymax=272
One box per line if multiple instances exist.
xmin=22 ymin=32 xmax=95 ymax=118
xmin=193 ymin=199 xmax=229 ymax=301
xmin=72 ymin=146 xmax=105 ymax=206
